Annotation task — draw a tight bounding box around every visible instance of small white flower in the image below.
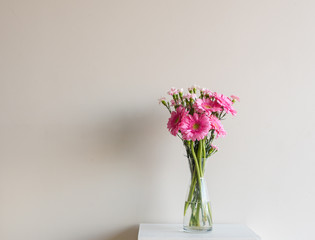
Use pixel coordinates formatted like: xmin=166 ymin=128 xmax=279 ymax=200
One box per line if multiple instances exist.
xmin=191 ymin=84 xmax=200 ymax=90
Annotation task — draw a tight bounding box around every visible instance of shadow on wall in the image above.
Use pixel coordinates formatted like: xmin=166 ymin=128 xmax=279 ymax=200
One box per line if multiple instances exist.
xmin=101 ymin=107 xmax=165 ymax=161
xmin=42 ymin=106 xmax=165 ymax=240
xmin=78 ymin=107 xmax=164 ymax=240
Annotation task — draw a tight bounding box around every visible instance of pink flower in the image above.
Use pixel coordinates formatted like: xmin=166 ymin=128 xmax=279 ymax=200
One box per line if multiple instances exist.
xmin=194 ymin=98 xmax=222 ymax=114
xmin=180 ymin=113 xmax=211 ymax=141
xmin=203 ymin=89 xmax=213 ymax=96
xmin=170 ymin=99 xmax=181 ymax=106
xmin=211 ymin=144 xmax=218 ymax=150
xmin=158 ymin=97 xmax=166 ymax=104
xmin=183 ymin=93 xmax=197 ymax=100
xmin=188 ymin=85 xmax=200 ymax=92
xmin=200 ymin=88 xmax=212 ymax=95
xmin=213 ymin=93 xmax=237 ymax=116
xmin=167 ymin=87 xmax=178 ymax=96
xmin=183 ymin=93 xmax=197 ymax=101
xmin=167 ymin=106 xmax=187 ymax=136
xmin=231 ymin=95 xmax=240 ymax=102
xmin=209 ymin=115 xmax=226 ymax=137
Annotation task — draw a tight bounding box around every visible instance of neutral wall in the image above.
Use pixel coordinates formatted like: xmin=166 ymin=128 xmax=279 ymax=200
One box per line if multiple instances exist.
xmin=1 ymin=1 xmax=315 ymax=240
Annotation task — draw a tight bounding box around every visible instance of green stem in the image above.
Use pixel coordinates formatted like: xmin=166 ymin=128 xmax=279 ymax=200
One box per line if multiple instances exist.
xmin=202 ymin=139 xmax=206 ymax=175
xmin=190 ymin=141 xmax=203 ymax=227
xmin=190 ymin=141 xmax=201 ymax=187
xmin=197 ymin=140 xmax=203 ymax=177
xmin=189 ymin=194 xmax=197 ymax=226
xmin=184 ymin=168 xmax=197 ymax=215
xmin=195 ymin=203 xmax=200 ymax=226
xmin=207 ymin=202 xmax=213 ymax=225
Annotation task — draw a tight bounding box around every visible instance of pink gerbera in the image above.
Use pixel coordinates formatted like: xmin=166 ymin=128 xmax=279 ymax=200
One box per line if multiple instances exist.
xmin=209 ymin=115 xmax=226 ymax=137
xmin=167 ymin=106 xmax=187 ymax=136
xmin=180 ymin=113 xmax=211 ymax=141
xmin=194 ymin=98 xmax=222 ymax=114
xmin=213 ymin=93 xmax=237 ymax=116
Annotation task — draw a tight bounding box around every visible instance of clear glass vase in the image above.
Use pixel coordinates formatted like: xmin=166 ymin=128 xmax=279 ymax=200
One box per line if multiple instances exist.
xmin=182 ymin=139 xmax=215 ymax=232
xmin=183 ymin=175 xmax=213 ymax=232
xmin=183 ymin=148 xmax=213 ymax=232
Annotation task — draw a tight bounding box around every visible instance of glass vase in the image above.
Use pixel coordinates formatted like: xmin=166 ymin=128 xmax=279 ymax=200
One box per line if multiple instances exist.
xmin=183 ymin=175 xmax=213 ymax=232
xmin=183 ymin=139 xmax=213 ymax=232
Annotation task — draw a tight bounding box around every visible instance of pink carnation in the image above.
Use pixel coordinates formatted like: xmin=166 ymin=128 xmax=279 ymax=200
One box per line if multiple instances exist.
xmin=194 ymin=98 xmax=222 ymax=114
xmin=211 ymin=144 xmax=218 ymax=150
xmin=158 ymin=97 xmax=166 ymax=104
xmin=203 ymin=89 xmax=213 ymax=96
xmin=188 ymin=85 xmax=200 ymax=92
xmin=167 ymin=87 xmax=178 ymax=96
xmin=213 ymin=93 xmax=237 ymax=116
xmin=167 ymin=106 xmax=187 ymax=136
xmin=180 ymin=113 xmax=211 ymax=141
xmin=183 ymin=93 xmax=197 ymax=100
xmin=209 ymin=115 xmax=226 ymax=137
xmin=231 ymin=95 xmax=240 ymax=102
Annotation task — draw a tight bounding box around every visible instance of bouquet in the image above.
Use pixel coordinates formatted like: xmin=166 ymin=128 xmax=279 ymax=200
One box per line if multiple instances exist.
xmin=159 ymin=85 xmax=239 ymax=232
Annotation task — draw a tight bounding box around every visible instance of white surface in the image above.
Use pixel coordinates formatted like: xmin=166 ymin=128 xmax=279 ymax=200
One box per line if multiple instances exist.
xmin=138 ymin=224 xmax=261 ymax=240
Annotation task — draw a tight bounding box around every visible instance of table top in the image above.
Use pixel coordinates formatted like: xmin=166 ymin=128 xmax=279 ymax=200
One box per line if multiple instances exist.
xmin=138 ymin=224 xmax=261 ymax=240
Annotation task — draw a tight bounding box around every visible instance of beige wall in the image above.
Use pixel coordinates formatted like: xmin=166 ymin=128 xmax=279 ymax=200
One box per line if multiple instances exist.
xmin=1 ymin=1 xmax=315 ymax=240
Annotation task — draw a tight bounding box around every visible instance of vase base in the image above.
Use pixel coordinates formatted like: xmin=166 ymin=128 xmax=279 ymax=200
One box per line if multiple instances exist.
xmin=183 ymin=226 xmax=212 ymax=233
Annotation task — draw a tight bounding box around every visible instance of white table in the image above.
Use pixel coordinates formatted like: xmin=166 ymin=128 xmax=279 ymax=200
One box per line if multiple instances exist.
xmin=138 ymin=224 xmax=261 ymax=240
